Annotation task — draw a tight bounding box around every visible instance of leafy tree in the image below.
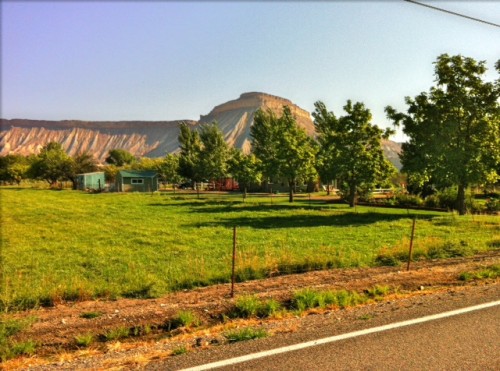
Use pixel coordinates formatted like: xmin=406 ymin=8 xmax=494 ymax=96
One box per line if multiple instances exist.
xmin=198 ymin=122 xmax=229 ymax=189
xmin=29 ymin=142 xmax=73 ymax=187
xmin=178 ymin=122 xmax=202 ymax=184
xmin=228 ymin=149 xmax=262 ymax=198
xmin=251 ymin=106 xmax=317 ymax=202
xmin=313 ymin=100 xmax=396 ymax=207
xmin=385 ymin=54 xmax=500 ymax=215
xmin=105 ymin=149 xmax=136 ymax=166
xmin=0 ymin=155 xmax=30 ymax=185
xmin=67 ymin=151 xmax=99 ymax=189
xmin=157 ymin=154 xmax=182 ymax=190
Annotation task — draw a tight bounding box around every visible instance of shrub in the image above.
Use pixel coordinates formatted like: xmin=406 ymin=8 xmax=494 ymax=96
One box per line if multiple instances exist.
xmin=423 ymin=194 xmax=440 ymax=208
xmin=392 ymin=192 xmax=423 ymax=207
xmin=485 ymin=198 xmax=500 ymax=213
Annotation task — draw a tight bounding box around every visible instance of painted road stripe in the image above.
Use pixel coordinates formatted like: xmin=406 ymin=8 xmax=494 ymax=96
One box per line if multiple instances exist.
xmin=180 ymin=300 xmax=500 ymax=371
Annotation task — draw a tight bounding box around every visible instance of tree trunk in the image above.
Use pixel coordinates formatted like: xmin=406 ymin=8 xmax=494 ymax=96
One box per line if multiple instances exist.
xmin=348 ymin=181 xmax=356 ymax=207
xmin=457 ymin=184 xmax=467 ymax=215
xmin=326 ymin=183 xmax=331 ymax=196
xmin=243 ymin=186 xmax=247 ymax=202
xmin=288 ymin=180 xmax=295 ymax=203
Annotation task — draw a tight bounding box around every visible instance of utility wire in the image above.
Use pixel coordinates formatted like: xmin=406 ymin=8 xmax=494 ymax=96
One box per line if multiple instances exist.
xmin=405 ymin=0 xmax=500 ymax=29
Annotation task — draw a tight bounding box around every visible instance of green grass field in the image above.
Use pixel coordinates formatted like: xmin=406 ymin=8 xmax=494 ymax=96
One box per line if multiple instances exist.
xmin=1 ymin=188 xmax=498 ymax=311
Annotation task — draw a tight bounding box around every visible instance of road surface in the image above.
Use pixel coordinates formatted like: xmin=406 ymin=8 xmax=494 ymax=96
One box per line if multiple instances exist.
xmin=147 ymin=284 xmax=499 ymax=371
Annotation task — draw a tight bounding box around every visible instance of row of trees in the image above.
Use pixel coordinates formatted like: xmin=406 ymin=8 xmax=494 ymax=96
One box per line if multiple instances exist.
xmin=1 ymin=54 xmax=498 ymax=214
xmin=0 ymin=143 xmax=99 ymax=189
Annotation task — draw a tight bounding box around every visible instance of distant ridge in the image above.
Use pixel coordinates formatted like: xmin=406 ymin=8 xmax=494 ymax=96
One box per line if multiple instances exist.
xmin=0 ymin=92 xmax=401 ymax=168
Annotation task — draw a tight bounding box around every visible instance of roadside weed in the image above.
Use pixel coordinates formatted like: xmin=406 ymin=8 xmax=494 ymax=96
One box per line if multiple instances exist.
xmin=79 ymin=311 xmax=102 ymax=319
xmin=104 ymin=327 xmax=130 ymax=341
xmin=172 ymin=346 xmax=188 ymax=355
xmin=225 ymin=327 xmax=268 ymax=342
xmin=167 ymin=311 xmax=201 ymax=330
xmin=459 ymin=265 xmax=500 ymax=281
xmin=74 ymin=333 xmax=94 ymax=347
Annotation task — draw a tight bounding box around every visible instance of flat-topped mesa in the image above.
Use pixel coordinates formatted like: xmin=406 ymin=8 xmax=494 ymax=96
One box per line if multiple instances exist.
xmin=200 ymin=92 xmax=312 ymax=124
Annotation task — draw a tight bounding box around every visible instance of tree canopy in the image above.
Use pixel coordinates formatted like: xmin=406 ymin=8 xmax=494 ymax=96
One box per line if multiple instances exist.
xmin=228 ymin=148 xmax=262 ymax=197
xmin=29 ymin=142 xmax=73 ymax=186
xmin=105 ymin=149 xmax=136 ymax=167
xmin=178 ymin=122 xmax=203 ymax=183
xmin=385 ymin=54 xmax=500 ymax=214
xmin=313 ymin=100 xmax=396 ymax=207
xmin=198 ymin=122 xmax=229 ymax=186
xmin=251 ymin=106 xmax=317 ymax=202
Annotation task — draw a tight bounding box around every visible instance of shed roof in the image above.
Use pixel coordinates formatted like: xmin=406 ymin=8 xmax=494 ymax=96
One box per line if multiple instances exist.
xmin=76 ymin=171 xmax=105 ymax=176
xmin=118 ymin=170 xmax=158 ymax=178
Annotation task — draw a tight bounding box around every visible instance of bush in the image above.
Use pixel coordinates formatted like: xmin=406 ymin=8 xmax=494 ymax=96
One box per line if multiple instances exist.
xmin=423 ymin=194 xmax=440 ymax=208
xmin=485 ymin=198 xmax=500 ymax=213
xmin=392 ymin=192 xmax=423 ymax=207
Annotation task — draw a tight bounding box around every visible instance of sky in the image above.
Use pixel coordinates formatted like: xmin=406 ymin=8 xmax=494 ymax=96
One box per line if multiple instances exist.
xmin=2 ymin=1 xmax=499 ymax=141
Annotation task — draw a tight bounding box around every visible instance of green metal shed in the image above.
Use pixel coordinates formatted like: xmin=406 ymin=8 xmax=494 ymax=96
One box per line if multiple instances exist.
xmin=76 ymin=172 xmax=105 ymax=191
xmin=116 ymin=170 xmax=159 ymax=192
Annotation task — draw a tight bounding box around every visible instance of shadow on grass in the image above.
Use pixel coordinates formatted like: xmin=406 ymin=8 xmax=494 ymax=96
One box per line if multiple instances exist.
xmin=149 ymin=198 xmax=334 ymax=212
xmin=191 ymin=211 xmax=437 ymax=229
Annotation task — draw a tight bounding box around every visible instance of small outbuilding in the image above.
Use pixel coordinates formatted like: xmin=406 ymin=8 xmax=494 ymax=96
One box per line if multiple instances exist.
xmin=116 ymin=170 xmax=159 ymax=192
xmin=76 ymin=172 xmax=105 ymax=191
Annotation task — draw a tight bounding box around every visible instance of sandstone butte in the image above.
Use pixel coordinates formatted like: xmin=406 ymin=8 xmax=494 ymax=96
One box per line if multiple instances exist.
xmin=0 ymin=92 xmax=401 ymax=168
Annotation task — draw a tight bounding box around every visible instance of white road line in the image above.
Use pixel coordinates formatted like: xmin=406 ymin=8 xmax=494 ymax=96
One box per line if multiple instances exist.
xmin=180 ymin=300 xmax=500 ymax=371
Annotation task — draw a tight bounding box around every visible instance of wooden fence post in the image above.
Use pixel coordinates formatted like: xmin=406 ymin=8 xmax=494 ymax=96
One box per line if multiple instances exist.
xmin=231 ymin=226 xmax=237 ymax=298
xmin=407 ymin=217 xmax=416 ymax=271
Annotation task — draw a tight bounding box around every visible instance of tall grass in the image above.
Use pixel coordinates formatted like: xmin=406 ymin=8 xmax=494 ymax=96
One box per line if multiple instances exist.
xmin=1 ymin=188 xmax=498 ymax=311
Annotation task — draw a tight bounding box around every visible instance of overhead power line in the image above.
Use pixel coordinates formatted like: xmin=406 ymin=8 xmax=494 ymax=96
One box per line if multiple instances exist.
xmin=405 ymin=0 xmax=500 ymax=29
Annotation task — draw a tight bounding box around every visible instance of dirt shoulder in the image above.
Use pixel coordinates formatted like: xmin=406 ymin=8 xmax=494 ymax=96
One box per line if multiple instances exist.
xmin=4 ymin=252 xmax=499 ymax=369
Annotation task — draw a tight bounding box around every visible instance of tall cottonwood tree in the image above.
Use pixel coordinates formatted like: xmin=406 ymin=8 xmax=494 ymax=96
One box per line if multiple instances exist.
xmin=385 ymin=54 xmax=500 ymax=215
xmin=178 ymin=121 xmax=229 ymax=189
xmin=228 ymin=148 xmax=262 ymax=198
xmin=198 ymin=122 xmax=229 ymax=187
xmin=178 ymin=122 xmax=203 ymax=184
xmin=313 ymin=100 xmax=396 ymax=207
xmin=251 ymin=106 xmax=317 ymax=202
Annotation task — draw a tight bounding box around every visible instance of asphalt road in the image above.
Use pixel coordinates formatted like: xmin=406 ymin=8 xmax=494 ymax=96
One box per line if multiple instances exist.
xmin=214 ymin=303 xmax=500 ymax=371
xmin=149 ymin=284 xmax=499 ymax=371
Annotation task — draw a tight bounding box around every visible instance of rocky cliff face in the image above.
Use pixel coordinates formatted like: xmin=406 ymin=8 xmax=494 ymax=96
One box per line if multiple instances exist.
xmin=0 ymin=92 xmax=401 ymax=168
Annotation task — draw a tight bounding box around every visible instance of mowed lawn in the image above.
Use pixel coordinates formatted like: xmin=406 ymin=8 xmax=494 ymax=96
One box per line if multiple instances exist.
xmin=1 ymin=188 xmax=498 ymax=310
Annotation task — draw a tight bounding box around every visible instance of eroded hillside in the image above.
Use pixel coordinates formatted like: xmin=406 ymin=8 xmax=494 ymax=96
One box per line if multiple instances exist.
xmin=0 ymin=92 xmax=401 ymax=166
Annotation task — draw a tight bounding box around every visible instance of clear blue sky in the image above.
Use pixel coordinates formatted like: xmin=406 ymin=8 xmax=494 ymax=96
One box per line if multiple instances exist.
xmin=2 ymin=1 xmax=499 ymax=141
